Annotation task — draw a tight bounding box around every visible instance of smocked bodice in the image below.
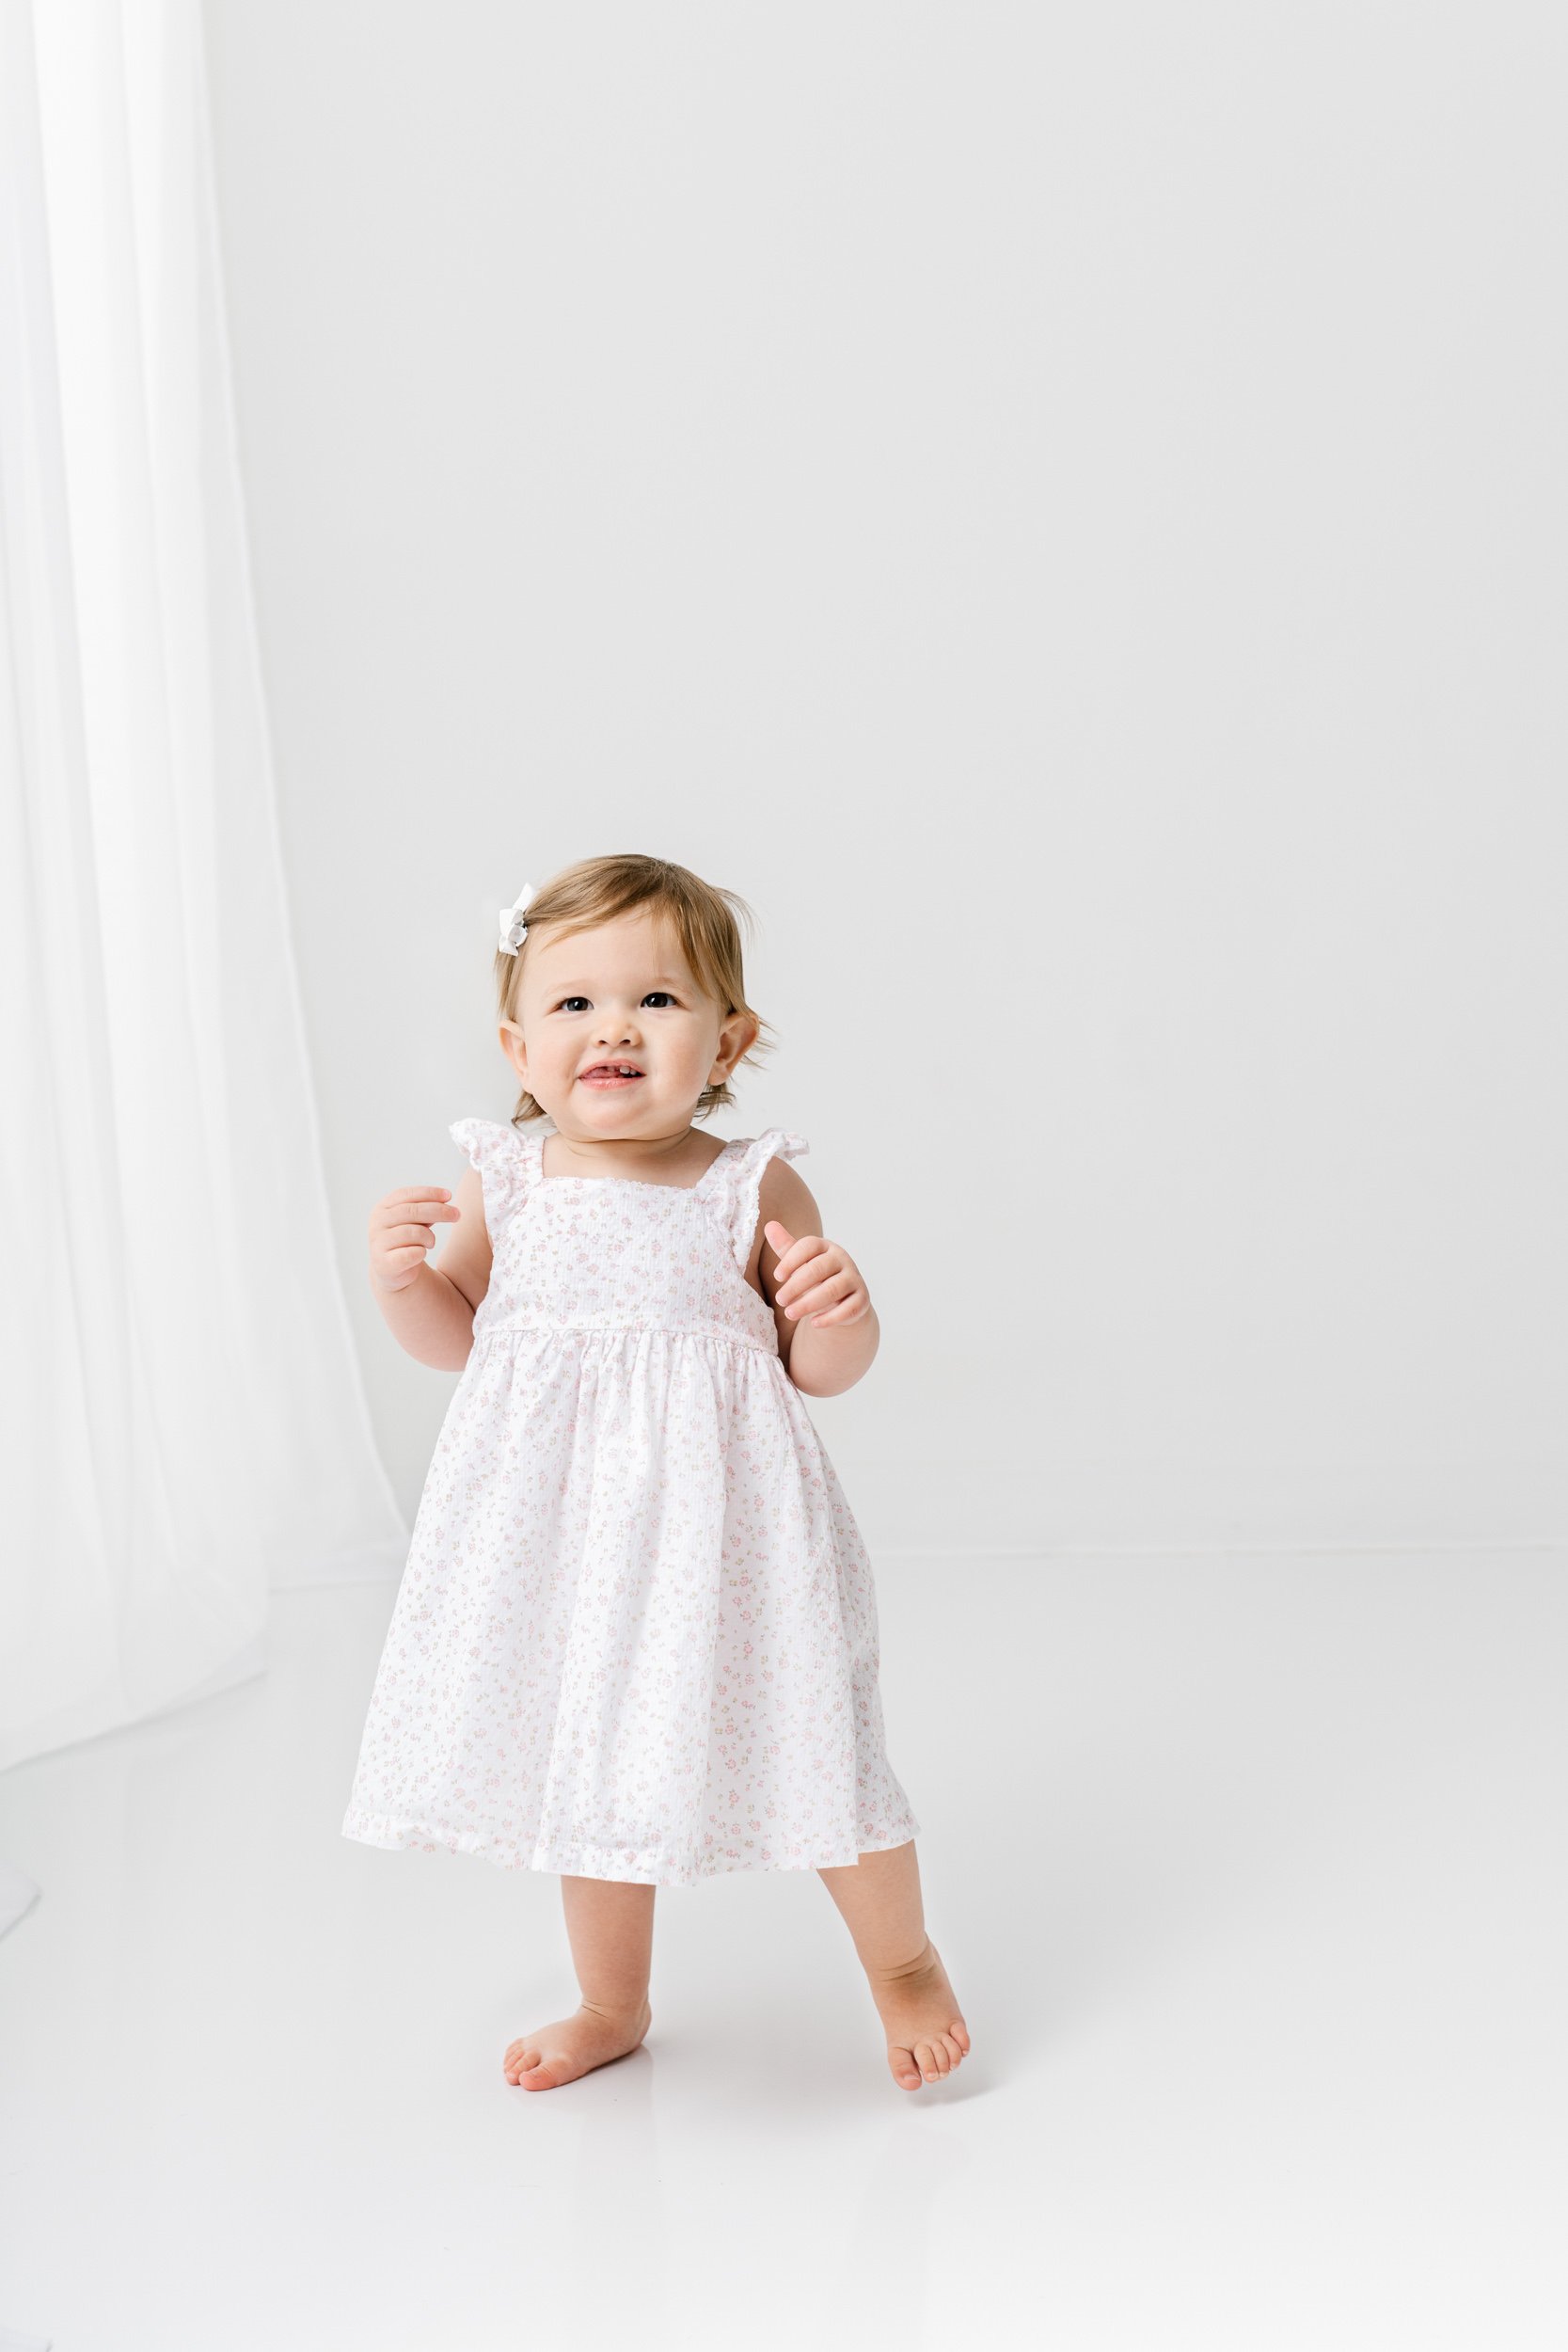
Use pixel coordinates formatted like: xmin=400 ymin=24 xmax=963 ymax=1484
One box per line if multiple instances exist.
xmin=448 ymin=1119 xmax=811 ymax=1356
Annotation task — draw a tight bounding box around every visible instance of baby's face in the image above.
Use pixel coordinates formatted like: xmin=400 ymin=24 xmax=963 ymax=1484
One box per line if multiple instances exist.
xmin=500 ymin=908 xmax=752 ymax=1136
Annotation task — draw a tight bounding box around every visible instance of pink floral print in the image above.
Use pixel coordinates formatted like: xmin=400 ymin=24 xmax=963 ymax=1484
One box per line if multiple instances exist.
xmin=341 ymin=1120 xmax=920 ymax=1885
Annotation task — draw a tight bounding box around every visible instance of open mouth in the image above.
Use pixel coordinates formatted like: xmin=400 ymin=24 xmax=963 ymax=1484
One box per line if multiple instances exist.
xmin=578 ymin=1065 xmax=644 ymax=1088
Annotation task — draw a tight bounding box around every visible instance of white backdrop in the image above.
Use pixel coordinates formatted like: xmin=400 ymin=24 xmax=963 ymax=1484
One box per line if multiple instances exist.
xmin=202 ymin=0 xmax=1567 ymax=1558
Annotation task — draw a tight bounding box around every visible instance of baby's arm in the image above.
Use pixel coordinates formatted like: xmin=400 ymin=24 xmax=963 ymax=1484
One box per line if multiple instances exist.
xmin=756 ymin=1158 xmax=880 ymax=1398
xmin=367 ymin=1165 xmax=489 ymax=1371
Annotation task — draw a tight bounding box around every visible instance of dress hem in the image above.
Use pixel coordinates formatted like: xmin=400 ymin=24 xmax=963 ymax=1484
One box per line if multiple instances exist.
xmin=340 ymin=1809 xmax=921 ymax=1887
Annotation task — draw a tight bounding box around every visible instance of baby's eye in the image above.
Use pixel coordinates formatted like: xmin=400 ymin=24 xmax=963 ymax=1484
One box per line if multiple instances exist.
xmin=553 ymin=992 xmax=679 ymax=1012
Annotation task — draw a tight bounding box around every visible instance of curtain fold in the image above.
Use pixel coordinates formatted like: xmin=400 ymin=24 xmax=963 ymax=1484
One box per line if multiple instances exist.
xmin=0 ymin=0 xmax=408 ymax=1773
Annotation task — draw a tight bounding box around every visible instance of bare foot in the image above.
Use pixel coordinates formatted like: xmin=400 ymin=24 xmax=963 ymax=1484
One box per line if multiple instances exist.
xmin=866 ymin=1937 xmax=971 ymax=2090
xmin=502 ymin=1997 xmax=652 ymax=2090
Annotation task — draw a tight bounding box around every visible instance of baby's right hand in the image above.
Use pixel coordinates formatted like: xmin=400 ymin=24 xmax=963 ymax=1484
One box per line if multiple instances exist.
xmin=369 ymin=1186 xmax=460 ymax=1293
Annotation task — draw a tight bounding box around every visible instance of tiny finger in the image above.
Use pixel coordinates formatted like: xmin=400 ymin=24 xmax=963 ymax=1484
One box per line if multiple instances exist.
xmin=786 ymin=1274 xmax=848 ymax=1319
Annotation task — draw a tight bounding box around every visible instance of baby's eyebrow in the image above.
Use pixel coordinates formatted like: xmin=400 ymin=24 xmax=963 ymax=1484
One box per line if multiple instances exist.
xmin=543 ymin=975 xmax=692 ymax=993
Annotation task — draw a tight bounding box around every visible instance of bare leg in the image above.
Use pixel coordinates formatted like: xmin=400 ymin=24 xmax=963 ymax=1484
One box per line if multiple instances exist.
xmin=817 ymin=1840 xmax=971 ymax=2091
xmin=502 ymin=1876 xmax=656 ymax=2090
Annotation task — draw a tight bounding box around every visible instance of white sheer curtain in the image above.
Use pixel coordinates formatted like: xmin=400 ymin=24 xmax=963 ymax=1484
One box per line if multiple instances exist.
xmin=0 ymin=0 xmax=407 ymax=1774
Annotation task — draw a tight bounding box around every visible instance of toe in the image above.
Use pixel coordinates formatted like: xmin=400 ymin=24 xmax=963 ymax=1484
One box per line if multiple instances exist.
xmin=950 ymin=2018 xmax=972 ymax=2054
xmin=914 ymin=2041 xmax=939 ymax=2082
xmin=940 ymin=2030 xmax=965 ymax=2067
xmin=930 ymin=2041 xmax=952 ymax=2075
xmin=889 ymin=2044 xmax=923 ymax=2090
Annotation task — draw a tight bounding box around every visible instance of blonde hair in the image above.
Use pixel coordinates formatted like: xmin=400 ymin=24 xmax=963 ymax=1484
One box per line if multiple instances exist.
xmin=495 ymin=852 xmax=776 ymax=1125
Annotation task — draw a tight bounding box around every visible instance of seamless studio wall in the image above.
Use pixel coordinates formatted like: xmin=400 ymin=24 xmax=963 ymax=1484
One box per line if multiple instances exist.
xmin=202 ymin=0 xmax=1566 ymax=1559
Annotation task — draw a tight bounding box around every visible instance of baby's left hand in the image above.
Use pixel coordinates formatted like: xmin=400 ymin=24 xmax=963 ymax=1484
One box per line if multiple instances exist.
xmin=764 ymin=1221 xmax=872 ymax=1328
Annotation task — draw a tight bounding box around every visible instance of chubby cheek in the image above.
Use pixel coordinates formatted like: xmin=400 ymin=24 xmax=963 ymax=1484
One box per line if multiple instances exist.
xmin=531 ymin=1051 xmax=583 ymax=1104
xmin=636 ymin=1028 xmax=714 ymax=1092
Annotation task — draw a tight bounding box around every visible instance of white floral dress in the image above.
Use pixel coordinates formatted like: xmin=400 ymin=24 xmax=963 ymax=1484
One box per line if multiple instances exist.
xmin=341 ymin=1119 xmax=920 ymax=1886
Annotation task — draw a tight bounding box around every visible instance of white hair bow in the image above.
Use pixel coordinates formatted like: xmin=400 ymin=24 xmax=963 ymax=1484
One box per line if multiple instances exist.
xmin=499 ymin=881 xmax=535 ymax=957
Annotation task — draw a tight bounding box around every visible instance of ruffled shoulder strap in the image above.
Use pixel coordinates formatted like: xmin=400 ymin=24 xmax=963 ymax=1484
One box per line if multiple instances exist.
xmin=703 ymin=1127 xmax=811 ymax=1272
xmin=448 ymin=1116 xmax=544 ymax=1238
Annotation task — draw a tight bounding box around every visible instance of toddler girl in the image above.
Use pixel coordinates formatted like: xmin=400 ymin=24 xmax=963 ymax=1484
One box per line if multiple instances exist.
xmin=343 ymin=852 xmax=970 ymax=2093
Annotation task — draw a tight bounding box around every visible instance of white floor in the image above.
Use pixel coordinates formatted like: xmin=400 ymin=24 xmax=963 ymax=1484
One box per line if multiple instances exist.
xmin=1 ymin=1552 xmax=1563 ymax=2352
